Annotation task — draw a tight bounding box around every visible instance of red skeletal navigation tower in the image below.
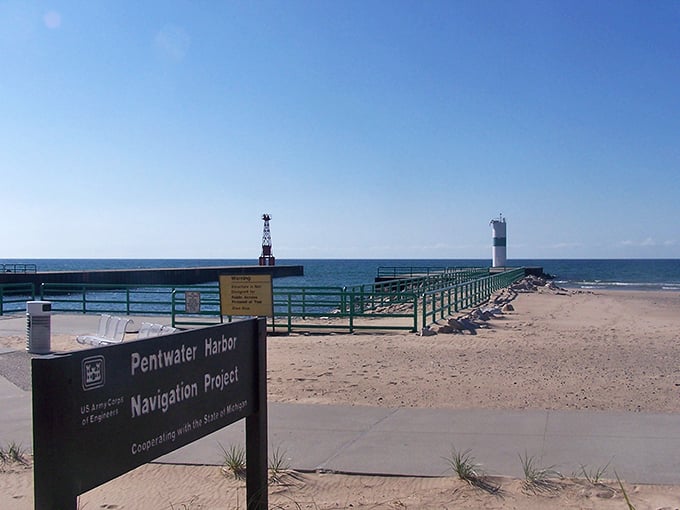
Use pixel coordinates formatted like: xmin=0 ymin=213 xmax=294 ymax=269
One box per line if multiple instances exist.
xmin=258 ymin=214 xmax=275 ymax=266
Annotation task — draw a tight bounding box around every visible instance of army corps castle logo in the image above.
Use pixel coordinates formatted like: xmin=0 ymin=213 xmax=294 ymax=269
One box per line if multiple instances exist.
xmin=82 ymin=356 xmax=105 ymax=391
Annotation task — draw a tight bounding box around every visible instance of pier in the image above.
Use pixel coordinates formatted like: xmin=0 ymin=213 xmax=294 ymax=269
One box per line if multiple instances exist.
xmin=0 ymin=265 xmax=303 ymax=287
xmin=489 ymin=266 xmax=548 ymax=278
xmin=375 ymin=266 xmax=546 ymax=283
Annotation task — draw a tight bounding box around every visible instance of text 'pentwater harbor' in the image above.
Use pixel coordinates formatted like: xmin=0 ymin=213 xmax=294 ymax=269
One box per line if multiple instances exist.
xmin=130 ymin=334 xmax=240 ymax=418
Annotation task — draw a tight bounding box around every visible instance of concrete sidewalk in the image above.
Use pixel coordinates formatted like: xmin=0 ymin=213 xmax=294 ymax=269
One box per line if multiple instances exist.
xmin=3 ymin=372 xmax=680 ymax=484
xmin=159 ymin=403 xmax=680 ymax=485
xmin=1 ymin=313 xmax=680 ymax=485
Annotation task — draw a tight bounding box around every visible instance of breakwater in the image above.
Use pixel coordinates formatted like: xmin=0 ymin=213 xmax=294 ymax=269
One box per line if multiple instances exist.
xmin=0 ymin=265 xmax=303 ymax=287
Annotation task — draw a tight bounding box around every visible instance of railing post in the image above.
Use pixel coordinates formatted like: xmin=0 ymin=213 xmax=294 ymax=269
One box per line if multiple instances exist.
xmin=413 ymin=293 xmax=418 ymax=332
xmin=171 ymin=290 xmax=177 ymax=327
xmin=349 ymin=290 xmax=355 ymax=333
xmin=287 ymin=293 xmax=292 ymax=334
xmin=126 ymin=288 xmax=131 ymax=315
xmin=439 ymin=289 xmax=444 ymax=320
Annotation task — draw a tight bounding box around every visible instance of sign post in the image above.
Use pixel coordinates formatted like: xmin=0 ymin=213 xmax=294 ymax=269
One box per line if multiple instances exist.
xmin=32 ymin=318 xmax=267 ymax=510
xmin=246 ymin=318 xmax=268 ymax=510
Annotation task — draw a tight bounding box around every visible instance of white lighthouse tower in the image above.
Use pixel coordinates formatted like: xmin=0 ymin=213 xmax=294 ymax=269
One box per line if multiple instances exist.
xmin=490 ymin=214 xmax=507 ymax=268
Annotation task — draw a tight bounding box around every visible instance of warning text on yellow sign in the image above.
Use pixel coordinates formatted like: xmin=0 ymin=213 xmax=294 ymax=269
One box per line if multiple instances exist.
xmin=219 ymin=275 xmax=273 ymax=317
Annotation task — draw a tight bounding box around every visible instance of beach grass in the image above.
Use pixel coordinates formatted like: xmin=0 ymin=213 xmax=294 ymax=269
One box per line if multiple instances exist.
xmin=519 ymin=452 xmax=562 ymax=494
xmin=577 ymin=460 xmax=611 ymax=485
xmin=219 ymin=443 xmax=247 ymax=479
xmin=615 ymin=471 xmax=637 ymax=510
xmin=446 ymin=446 xmax=500 ymax=494
xmin=0 ymin=442 xmax=29 ymax=466
xmin=269 ymin=445 xmax=302 ymax=486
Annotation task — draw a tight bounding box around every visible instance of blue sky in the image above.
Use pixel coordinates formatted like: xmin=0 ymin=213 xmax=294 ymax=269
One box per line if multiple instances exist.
xmin=1 ymin=1 xmax=679 ymax=260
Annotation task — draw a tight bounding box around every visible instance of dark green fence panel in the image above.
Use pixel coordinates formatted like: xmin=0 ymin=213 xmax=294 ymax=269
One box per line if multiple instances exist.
xmin=40 ymin=283 xmax=177 ymax=315
xmin=421 ymin=268 xmax=525 ymax=329
xmin=0 ymin=267 xmax=526 ymax=333
xmin=0 ymin=283 xmax=35 ymax=315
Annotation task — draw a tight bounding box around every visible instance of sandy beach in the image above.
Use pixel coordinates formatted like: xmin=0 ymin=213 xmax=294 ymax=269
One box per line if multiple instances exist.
xmin=2 ymin=286 xmax=680 ymax=508
xmin=267 ymin=288 xmax=680 ymax=413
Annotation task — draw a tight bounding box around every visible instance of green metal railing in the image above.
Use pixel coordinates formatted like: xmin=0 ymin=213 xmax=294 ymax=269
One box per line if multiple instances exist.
xmin=0 ymin=267 xmax=527 ymax=332
xmin=370 ymin=267 xmax=489 ymax=294
xmin=0 ymin=263 xmax=37 ymax=273
xmin=170 ymin=287 xmax=222 ymax=327
xmin=376 ymin=266 xmax=486 ymax=280
xmin=170 ymin=267 xmax=503 ymax=333
xmin=272 ymin=286 xmax=418 ymax=333
xmin=0 ymin=283 xmax=35 ymax=315
xmin=421 ymin=267 xmax=525 ymax=328
xmin=40 ymin=283 xmax=178 ymax=315
xmin=171 ymin=285 xmax=419 ymax=333
xmin=377 ymin=266 xmax=448 ymax=278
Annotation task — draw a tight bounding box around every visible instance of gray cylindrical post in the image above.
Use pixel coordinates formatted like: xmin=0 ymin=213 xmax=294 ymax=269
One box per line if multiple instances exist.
xmin=26 ymin=301 xmax=52 ymax=354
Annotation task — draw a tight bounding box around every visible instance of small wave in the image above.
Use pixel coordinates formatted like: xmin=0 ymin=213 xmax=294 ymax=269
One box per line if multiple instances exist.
xmin=570 ymin=280 xmax=680 ymax=291
xmin=577 ymin=281 xmax=608 ymax=287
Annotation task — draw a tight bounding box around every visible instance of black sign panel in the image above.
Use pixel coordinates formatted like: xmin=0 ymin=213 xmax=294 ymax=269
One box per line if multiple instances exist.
xmin=32 ymin=319 xmax=263 ymax=508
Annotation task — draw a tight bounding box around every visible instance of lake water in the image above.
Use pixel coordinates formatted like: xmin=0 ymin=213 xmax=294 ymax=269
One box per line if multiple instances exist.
xmin=3 ymin=258 xmax=679 ymax=291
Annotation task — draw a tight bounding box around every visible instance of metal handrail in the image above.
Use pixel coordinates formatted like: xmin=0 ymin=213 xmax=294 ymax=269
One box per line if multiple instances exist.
xmin=40 ymin=283 xmax=178 ymax=316
xmin=171 ymin=286 xmax=420 ymax=333
xmin=1 ymin=267 xmax=526 ymax=331
xmin=170 ymin=269 xmax=494 ymax=333
xmin=421 ymin=268 xmax=525 ymax=328
xmin=1 ymin=263 xmax=37 ymax=273
xmin=0 ymin=283 xmax=36 ymax=315
xmin=376 ymin=266 xmax=484 ymax=278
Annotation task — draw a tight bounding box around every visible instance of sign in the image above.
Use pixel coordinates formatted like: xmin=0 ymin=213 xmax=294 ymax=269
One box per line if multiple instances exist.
xmin=219 ymin=274 xmax=273 ymax=317
xmin=32 ymin=319 xmax=268 ymax=510
xmin=185 ymin=291 xmax=201 ymax=314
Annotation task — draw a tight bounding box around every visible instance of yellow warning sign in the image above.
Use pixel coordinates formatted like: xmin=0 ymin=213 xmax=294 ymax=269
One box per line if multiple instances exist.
xmin=219 ymin=274 xmax=273 ymax=317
